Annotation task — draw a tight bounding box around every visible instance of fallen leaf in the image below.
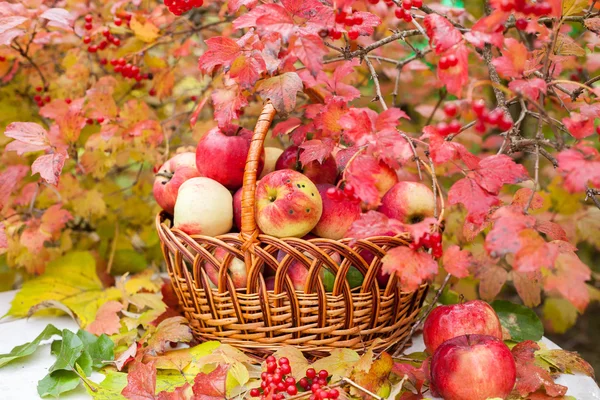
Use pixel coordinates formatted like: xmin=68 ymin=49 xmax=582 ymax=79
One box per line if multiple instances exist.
xmin=512 ymin=341 xmax=567 ymax=397
xmin=0 ymin=324 xmax=61 ymax=367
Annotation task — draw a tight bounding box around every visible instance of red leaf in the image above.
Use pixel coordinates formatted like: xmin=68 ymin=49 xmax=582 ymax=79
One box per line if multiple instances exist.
xmin=463 ymin=11 xmax=506 ymax=49
xmin=373 ymin=130 xmax=415 ymax=168
xmin=382 ymin=247 xmax=438 ymax=292
xmin=345 ymin=154 xmax=381 ymax=207
xmin=192 ymin=364 xmax=229 ymax=399
xmin=345 ymin=211 xmax=405 ymax=239
xmin=40 ymin=204 xmax=72 ymax=237
xmin=4 ymin=122 xmax=51 ymax=155
xmin=509 ymin=78 xmax=547 ymax=101
xmin=339 ymin=107 xmax=379 ymax=144
xmin=512 ymin=270 xmax=542 ymax=307
xmin=272 ymin=118 xmax=302 ymax=137
xmin=468 ymin=154 xmax=528 ymax=194
xmin=299 ymin=60 xmax=360 ymax=102
xmin=211 ymin=82 xmax=248 ymax=128
xmin=0 ymin=165 xmax=28 ymax=210
xmin=492 ymin=38 xmax=529 ymax=78
xmin=0 ymin=223 xmax=6 ymax=254
xmin=423 ymin=14 xmax=463 ymax=54
xmin=562 ymin=112 xmax=595 ymax=139
xmin=472 ymin=257 xmax=508 ymax=301
xmin=309 ymin=99 xmax=348 ymax=138
xmin=448 ymin=178 xmax=501 ymax=226
xmin=198 ymin=36 xmax=242 ymax=74
xmin=404 ymin=217 xmax=438 ymax=246
xmin=424 ymin=125 xmax=470 ymax=165
xmin=289 ymin=34 xmax=327 ymax=76
xmin=115 ymin=342 xmax=137 ymax=371
xmin=438 ymin=44 xmax=469 ymax=97
xmin=544 ymin=250 xmax=591 ymax=312
xmin=299 ymin=139 xmax=335 ymax=164
xmin=485 ymin=206 xmax=536 ymax=258
xmin=442 ymin=245 xmax=471 ymax=278
xmin=31 ymin=151 xmax=67 ymax=186
xmin=143 ymin=317 xmax=192 ymax=355
xmin=256 ymin=72 xmax=303 ymax=115
xmin=87 ymin=300 xmax=123 ymax=336
xmin=157 ymin=383 xmax=193 ymax=400
xmin=512 ymin=341 xmax=568 ymax=398
xmin=121 ymin=361 xmax=156 ymax=400
xmin=556 ymin=146 xmax=600 ymax=192
xmin=392 ymin=358 xmax=430 ymax=394
xmin=511 ymin=188 xmax=544 ymax=210
xmin=346 ymin=11 xmax=381 ymax=37
xmin=228 ymin=0 xmax=258 ymax=13
xmin=535 ymin=220 xmax=568 ymax=241
xmin=513 ymin=229 xmax=559 ymax=273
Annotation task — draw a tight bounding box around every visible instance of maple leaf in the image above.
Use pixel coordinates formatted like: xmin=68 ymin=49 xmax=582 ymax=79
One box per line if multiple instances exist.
xmin=485 ymin=206 xmax=536 ymax=257
xmin=463 ymin=10 xmax=506 ymax=49
xmin=392 ymin=358 xmax=429 ymax=394
xmin=299 ymin=60 xmax=360 ymax=102
xmin=256 ymin=72 xmax=303 ymax=115
xmin=299 ymin=139 xmax=335 ymax=164
xmin=345 ymin=154 xmax=382 ymax=207
xmin=340 ymin=107 xmax=409 ymax=145
xmin=87 ymin=300 xmax=123 ymax=336
xmin=562 ymin=112 xmax=595 ymax=139
xmin=492 ymin=38 xmax=529 ymax=78
xmin=471 ymin=253 xmax=508 ymax=301
xmin=438 ymin=44 xmax=470 ymax=97
xmin=143 ymin=316 xmax=192 ymax=355
xmin=423 ymin=14 xmax=463 ymax=54
xmin=122 ymin=360 xmax=156 ymax=400
xmin=448 ymin=178 xmax=501 ymax=226
xmin=0 ymin=164 xmax=28 ymax=209
xmin=31 ymin=151 xmax=67 ymax=185
xmin=512 ymin=341 xmax=568 ymax=398
xmin=4 ymin=122 xmax=51 ymax=154
xmin=513 ymin=229 xmax=559 ymax=273
xmin=442 ymin=245 xmax=471 ymax=278
xmin=509 ymin=78 xmax=547 ymax=101
xmin=211 ymin=82 xmax=248 ymax=128
xmin=468 ymin=154 xmax=528 ymax=194
xmin=556 ymin=145 xmax=600 ymax=192
xmin=382 ymin=247 xmax=437 ymax=292
xmin=544 ymin=249 xmax=591 ymax=312
xmin=345 ymin=211 xmax=406 ymax=240
xmin=512 ymin=270 xmax=542 ymax=307
xmin=192 ymin=364 xmax=228 ymax=400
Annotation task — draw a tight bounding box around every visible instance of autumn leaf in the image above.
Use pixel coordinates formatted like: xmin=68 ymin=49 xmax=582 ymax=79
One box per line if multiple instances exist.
xmin=345 ymin=155 xmax=382 ymax=207
xmin=311 ymin=349 xmax=360 ymax=380
xmin=122 ymin=360 xmax=156 ymax=400
xmin=442 ymin=245 xmax=471 ymax=278
xmin=157 ymin=383 xmax=193 ymax=400
xmin=537 ymin=349 xmax=594 ymax=378
xmin=256 ymin=72 xmax=303 ymax=115
xmin=382 ymin=247 xmax=437 ymax=292
xmin=423 ymin=14 xmax=463 ymax=54
xmin=350 ymin=352 xmax=393 ymax=399
xmin=509 ymin=78 xmax=547 ymax=101
xmin=544 ymin=250 xmax=591 ymax=312
xmin=0 ymin=165 xmax=29 ymax=209
xmin=192 ymin=364 xmax=228 ymax=399
xmin=39 ymin=8 xmax=74 ymax=31
xmin=471 ymin=253 xmax=508 ymax=301
xmin=512 ymin=270 xmax=542 ymax=307
xmin=562 ymin=0 xmax=588 ymax=17
xmin=31 ymin=152 xmax=67 ymax=185
xmin=4 ymin=122 xmax=51 ymax=154
xmin=345 ymin=211 xmax=405 ymax=239
xmin=392 ymin=355 xmax=429 ymax=394
xmin=492 ymin=38 xmax=529 ymax=78
xmin=512 ymin=341 xmax=568 ymax=397
xmin=557 ymin=146 xmax=600 ymax=192
xmin=6 ymin=251 xmax=121 ymax=327
xmin=211 ymin=82 xmax=248 ymax=127
xmin=87 ymin=300 xmax=123 ymax=336
xmin=448 ymin=178 xmax=501 ymax=226
xmin=562 ymin=112 xmax=595 ymax=139
xmin=299 ymin=60 xmax=360 ymax=102
xmin=512 ymin=188 xmax=544 ymax=210
xmin=485 ymin=206 xmax=536 ymax=258
xmin=143 ymin=317 xmax=192 ymax=355
xmin=0 ymin=324 xmax=61 ymax=367
xmin=438 ymin=44 xmax=470 ymax=97
xmin=464 ymin=11 xmax=506 ymax=49
xmin=130 ymin=16 xmax=160 ymax=43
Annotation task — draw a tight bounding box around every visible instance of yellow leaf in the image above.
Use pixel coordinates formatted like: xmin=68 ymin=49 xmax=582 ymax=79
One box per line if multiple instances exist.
xmin=542 ymin=297 xmax=578 ymax=334
xmin=555 ymin=34 xmax=586 ymax=57
xmin=6 ymin=251 xmax=121 ymax=327
xmin=154 ymin=69 xmax=175 ymax=100
xmin=562 ymin=0 xmax=588 ymax=16
xmin=272 ymin=346 xmax=310 ymax=379
xmin=311 ymin=349 xmax=360 ymax=381
xmin=544 ymin=176 xmax=581 ymax=215
xmin=577 ymin=208 xmax=600 ymax=249
xmin=72 ymin=189 xmax=107 ymax=219
xmin=130 ymin=16 xmax=159 ymax=43
xmin=226 ymin=362 xmax=250 ymax=395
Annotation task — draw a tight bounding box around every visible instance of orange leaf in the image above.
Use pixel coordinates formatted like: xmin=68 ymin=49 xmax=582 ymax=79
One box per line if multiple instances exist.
xmin=86 ymin=300 xmax=123 ymax=336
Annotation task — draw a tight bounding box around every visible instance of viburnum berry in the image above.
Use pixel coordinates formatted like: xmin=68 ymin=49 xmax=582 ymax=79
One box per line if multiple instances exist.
xmin=149 ymin=88 xmax=157 ymax=96
xmin=443 ymin=102 xmax=458 ymax=118
xmin=437 ymin=121 xmax=451 ymax=136
xmin=439 ymin=56 xmax=450 ymax=70
xmin=402 ymin=0 xmax=412 ymax=9
xmin=267 ymin=361 xmax=277 ymax=373
xmin=499 ymin=0 xmax=513 ymax=11
xmin=498 ymin=114 xmax=513 ymax=131
xmin=306 ymin=368 xmax=317 ymax=380
xmin=35 ymin=86 xmax=43 ymax=92
xmin=403 ymin=13 xmax=412 ymax=22
xmin=348 ymin=31 xmax=359 ymax=40
xmin=287 ymin=385 xmax=298 ymax=395
xmin=311 ymin=383 xmax=321 ymax=393
xmin=446 ymin=54 xmax=458 ymax=67
xmin=335 ymin=11 xmax=347 ymax=24
xmin=413 ymin=0 xmax=422 ymax=7
xmin=486 ymin=108 xmax=502 ymax=125
xmin=352 ymin=16 xmax=363 ymax=25
xmin=114 ymin=17 xmax=122 ymax=26
xmin=533 ymin=2 xmax=552 ymax=16
xmin=86 ymin=118 xmax=94 ymax=125
xmin=84 ymin=22 xmax=92 ymax=30
xmin=367 ymin=0 xmax=379 ymax=4
xmin=319 ymin=29 xmax=329 ymax=38
xmin=34 ymin=95 xmax=42 ymax=102
xmin=83 ymin=36 xmax=91 ymax=44
xmin=299 ymin=378 xmax=309 ymax=388
xmin=65 ymin=98 xmax=72 ymax=104
xmin=475 ymin=119 xmax=487 ymax=133
xmin=100 ymin=58 xmax=108 ymax=65
xmin=515 ymin=18 xmax=528 ymax=31
xmin=395 ymin=7 xmax=406 ymax=19
xmin=318 ymin=369 xmax=328 ymax=379
xmin=472 ymin=99 xmax=486 ymax=116
xmin=329 ymin=30 xmax=342 ymax=40
xmin=84 ymin=14 xmax=93 ymax=23
xmin=280 ymin=363 xmax=291 ymax=375
xmin=87 ymin=44 xmax=98 ymax=53
xmin=99 ymin=40 xmax=108 ymax=50
xmin=448 ymin=120 xmax=461 ymax=134
xmin=97 ymin=117 xmax=105 ymax=124
xmin=250 ymin=388 xmax=260 ymax=397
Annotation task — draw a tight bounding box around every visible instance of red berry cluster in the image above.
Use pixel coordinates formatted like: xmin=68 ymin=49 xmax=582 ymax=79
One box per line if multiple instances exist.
xmin=108 ymin=58 xmax=152 ymax=82
xmin=321 ymin=9 xmax=364 ymax=41
xmin=299 ymin=368 xmax=338 ymax=400
xmin=438 ymin=54 xmax=458 ymax=70
xmin=326 ymin=183 xmax=359 ymax=204
xmin=250 ymin=356 xmax=297 ymax=399
xmin=83 ymin=14 xmax=128 ymax=53
xmin=33 ymin=86 xmax=51 ymax=108
xmin=411 ymin=232 xmax=443 ymax=258
xmin=369 ymin=0 xmax=423 ymax=9
xmin=515 ymin=18 xmax=528 ymax=31
xmin=498 ymin=0 xmax=552 ymax=15
xmin=435 ymin=103 xmax=462 ymax=137
xmin=472 ymin=100 xmax=513 ymax=133
xmin=165 ymin=0 xmax=204 ymax=16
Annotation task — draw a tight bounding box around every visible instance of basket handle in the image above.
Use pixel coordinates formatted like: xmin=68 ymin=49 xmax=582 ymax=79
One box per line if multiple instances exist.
xmin=241 ymin=101 xmax=277 ymax=237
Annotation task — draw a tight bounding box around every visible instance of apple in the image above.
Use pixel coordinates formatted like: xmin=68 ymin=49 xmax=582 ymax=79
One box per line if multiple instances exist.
xmin=275 ymin=146 xmax=337 ymax=184
xmin=232 ymin=187 xmax=243 ymax=231
xmin=430 ymin=334 xmax=516 ymax=400
xmin=372 ymin=161 xmax=398 ymax=199
xmin=378 ymin=181 xmax=436 ymax=224
xmin=423 ymin=300 xmax=503 ymax=354
xmin=205 ymin=248 xmax=247 ymax=289
xmin=260 ymin=147 xmax=284 ymax=179
xmin=195 ymin=125 xmax=264 ymax=190
xmin=312 ymin=184 xmax=361 ymax=240
xmin=173 ymin=177 xmax=233 ymax=236
xmin=255 ymin=169 xmax=322 ymax=238
xmin=153 ymin=152 xmax=200 ymax=214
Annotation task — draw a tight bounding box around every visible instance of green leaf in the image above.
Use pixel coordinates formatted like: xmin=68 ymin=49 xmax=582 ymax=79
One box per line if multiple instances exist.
xmin=562 ymin=0 xmax=588 ymax=16
xmin=0 ymin=324 xmax=61 ymax=368
xmin=51 ymin=340 xmax=61 ymax=356
xmin=76 ymin=330 xmax=114 ymax=368
xmin=77 ymin=351 xmax=94 ymax=377
xmin=5 ymin=251 xmax=121 ymax=327
xmin=491 ymin=300 xmax=544 ymax=342
xmin=37 ymin=370 xmax=80 ymax=399
xmin=50 ymin=330 xmax=84 ymax=372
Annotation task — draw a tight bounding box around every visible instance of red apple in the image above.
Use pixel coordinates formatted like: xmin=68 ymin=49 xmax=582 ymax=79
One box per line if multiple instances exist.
xmin=430 ymin=334 xmax=516 ymax=400
xmin=378 ymin=181 xmax=436 ymax=224
xmin=195 ymin=125 xmax=264 ymax=190
xmin=423 ymin=300 xmax=503 ymax=354
xmin=153 ymin=152 xmax=200 ymax=214
xmin=205 ymin=248 xmax=247 ymax=289
xmin=312 ymin=184 xmax=361 ymax=240
xmin=275 ymin=146 xmax=337 ymax=184
xmin=173 ymin=177 xmax=233 ymax=236
xmin=373 ymin=161 xmax=398 ymax=199
xmin=255 ymin=169 xmax=322 ymax=238
xmin=232 ymin=187 xmax=243 ymax=231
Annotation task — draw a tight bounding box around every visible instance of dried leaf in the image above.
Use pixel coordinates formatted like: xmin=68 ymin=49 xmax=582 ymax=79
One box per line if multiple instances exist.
xmin=87 ymin=300 xmax=123 ymax=336
xmin=256 ymin=72 xmax=303 ymax=115
xmin=512 ymin=341 xmax=568 ymax=397
xmin=562 ymin=0 xmax=588 ymax=16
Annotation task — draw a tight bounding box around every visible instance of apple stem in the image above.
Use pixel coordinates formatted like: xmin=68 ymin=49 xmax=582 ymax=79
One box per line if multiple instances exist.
xmin=155 ymin=171 xmax=174 ymax=179
xmin=459 ymin=294 xmax=465 ymax=304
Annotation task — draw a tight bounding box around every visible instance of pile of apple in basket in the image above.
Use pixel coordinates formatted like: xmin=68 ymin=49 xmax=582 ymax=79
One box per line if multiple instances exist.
xmin=153 ymin=124 xmax=438 ymax=290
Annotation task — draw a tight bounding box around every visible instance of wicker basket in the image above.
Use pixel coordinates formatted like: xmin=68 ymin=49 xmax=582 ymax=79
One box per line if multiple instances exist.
xmin=156 ymin=101 xmax=437 ymax=357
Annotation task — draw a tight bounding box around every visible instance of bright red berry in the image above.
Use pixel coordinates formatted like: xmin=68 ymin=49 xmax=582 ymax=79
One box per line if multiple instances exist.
xmin=280 ymin=364 xmax=291 ymax=375
xmin=436 ymin=121 xmax=451 ymax=136
xmin=83 ymin=36 xmax=91 ymax=44
xmin=403 ymin=12 xmax=412 ymax=22
xmin=84 ymin=22 xmax=92 ymax=30
xmin=112 ymin=37 xmax=121 ymax=46
xmin=287 ymin=385 xmax=298 ymax=395
xmin=394 ymin=7 xmax=406 ymax=19
xmin=277 ymin=382 xmax=286 ymax=392
xmin=317 ymin=389 xmax=329 ymax=399
xmin=278 ymin=357 xmax=289 ymax=365
xmin=267 ymin=362 xmax=277 ymax=373
xmin=472 ymin=99 xmax=486 ymax=116
xmin=330 ymin=30 xmax=342 ymax=40
xmin=86 ymin=118 xmax=94 ymax=125
xmin=447 ymin=54 xmax=458 ymax=67
xmin=329 ymin=389 xmax=340 ymax=399
xmin=114 ymin=17 xmax=122 ymax=26
xmin=475 ymin=119 xmax=487 ymax=133
xmin=367 ymin=0 xmax=379 ymax=4
xmin=306 ymin=368 xmax=316 ymax=379
xmin=534 ymin=2 xmax=552 ymax=16
xmin=250 ymin=388 xmax=260 ymax=397
xmin=499 ymin=0 xmax=513 ymax=11
xmin=84 ymin=14 xmax=92 ymax=22
xmin=498 ymin=114 xmax=513 ymax=131
xmin=149 ymin=88 xmax=156 ymax=96
xmin=348 ymin=31 xmax=359 ymax=40
xmin=403 ymin=0 xmax=412 ymax=9
xmin=311 ymin=383 xmax=321 ymax=393
xmin=318 ymin=370 xmax=328 ymax=379
xmin=97 ymin=117 xmax=104 ymax=124
xmin=87 ymin=45 xmax=98 ymax=53
xmin=34 ymin=95 xmax=42 ymax=102
xmin=299 ymin=378 xmax=309 ymax=388
xmin=515 ymin=18 xmax=527 ymax=31
xmin=448 ymin=120 xmax=462 ymax=134
xmin=65 ymin=98 xmax=72 ymax=104
xmin=413 ymin=0 xmax=422 ymax=7
xmin=443 ymin=103 xmax=458 ymax=118
xmin=438 ymin=56 xmax=450 ymax=70
xmin=335 ymin=11 xmax=347 ymax=24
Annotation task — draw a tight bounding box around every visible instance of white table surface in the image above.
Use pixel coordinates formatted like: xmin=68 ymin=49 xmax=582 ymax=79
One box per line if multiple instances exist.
xmin=0 ymin=290 xmax=598 ymax=400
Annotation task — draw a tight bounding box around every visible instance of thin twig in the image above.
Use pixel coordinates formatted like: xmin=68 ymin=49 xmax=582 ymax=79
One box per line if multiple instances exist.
xmin=585 ymin=188 xmax=600 ymax=209
xmin=364 ymin=56 xmax=388 ymax=111
xmin=424 ymin=90 xmax=446 ymax=127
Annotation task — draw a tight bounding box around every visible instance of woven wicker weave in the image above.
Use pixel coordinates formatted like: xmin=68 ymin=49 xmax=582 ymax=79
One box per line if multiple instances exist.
xmin=156 ymin=101 xmax=437 ymax=357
